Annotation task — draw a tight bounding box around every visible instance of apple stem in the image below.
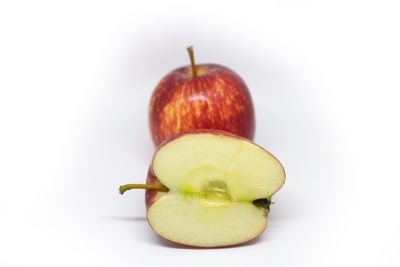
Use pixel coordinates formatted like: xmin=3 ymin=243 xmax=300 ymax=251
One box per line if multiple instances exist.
xmin=187 ymin=46 xmax=197 ymax=77
xmin=119 ymin=184 xmax=169 ymax=195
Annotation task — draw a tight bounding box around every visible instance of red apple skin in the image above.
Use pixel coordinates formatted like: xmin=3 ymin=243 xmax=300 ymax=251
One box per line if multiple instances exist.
xmin=149 ymin=64 xmax=255 ymax=146
xmin=144 ymin=129 xmax=285 ymax=248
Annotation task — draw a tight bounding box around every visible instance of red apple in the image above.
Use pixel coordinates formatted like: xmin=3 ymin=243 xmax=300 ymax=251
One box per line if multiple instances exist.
xmin=149 ymin=47 xmax=255 ymax=146
xmin=120 ymin=130 xmax=285 ymax=247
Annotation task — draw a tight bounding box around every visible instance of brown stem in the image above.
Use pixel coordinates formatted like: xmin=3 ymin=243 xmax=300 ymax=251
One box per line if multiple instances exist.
xmin=187 ymin=46 xmax=197 ymax=77
xmin=119 ymin=184 xmax=169 ymax=195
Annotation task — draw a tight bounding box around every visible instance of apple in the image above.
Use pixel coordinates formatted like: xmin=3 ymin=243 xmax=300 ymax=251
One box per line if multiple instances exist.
xmin=120 ymin=130 xmax=285 ymax=247
xmin=149 ymin=46 xmax=255 ymax=146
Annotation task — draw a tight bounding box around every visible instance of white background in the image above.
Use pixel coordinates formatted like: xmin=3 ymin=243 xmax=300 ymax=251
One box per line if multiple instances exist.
xmin=1 ymin=0 xmax=399 ymax=266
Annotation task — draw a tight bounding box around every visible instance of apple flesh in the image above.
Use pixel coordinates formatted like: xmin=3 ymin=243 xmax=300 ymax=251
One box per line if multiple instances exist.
xmin=149 ymin=47 xmax=255 ymax=146
xmin=120 ymin=130 xmax=285 ymax=247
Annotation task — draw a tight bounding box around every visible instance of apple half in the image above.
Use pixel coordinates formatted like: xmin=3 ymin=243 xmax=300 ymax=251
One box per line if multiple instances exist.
xmin=120 ymin=130 xmax=285 ymax=247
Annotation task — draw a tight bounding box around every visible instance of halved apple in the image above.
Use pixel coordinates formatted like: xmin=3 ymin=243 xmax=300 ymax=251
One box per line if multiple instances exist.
xmin=120 ymin=130 xmax=285 ymax=247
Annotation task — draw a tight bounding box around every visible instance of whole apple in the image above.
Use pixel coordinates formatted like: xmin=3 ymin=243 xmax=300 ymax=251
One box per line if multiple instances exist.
xmin=120 ymin=130 xmax=285 ymax=247
xmin=149 ymin=47 xmax=255 ymax=146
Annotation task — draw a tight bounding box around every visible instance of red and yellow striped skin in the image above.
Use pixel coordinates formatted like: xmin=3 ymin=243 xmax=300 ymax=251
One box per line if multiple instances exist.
xmin=149 ymin=64 xmax=255 ymax=146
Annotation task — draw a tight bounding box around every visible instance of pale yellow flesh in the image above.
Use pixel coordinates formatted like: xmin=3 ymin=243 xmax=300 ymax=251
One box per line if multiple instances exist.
xmin=148 ymin=133 xmax=285 ymax=247
xmin=148 ymin=193 xmax=267 ymax=247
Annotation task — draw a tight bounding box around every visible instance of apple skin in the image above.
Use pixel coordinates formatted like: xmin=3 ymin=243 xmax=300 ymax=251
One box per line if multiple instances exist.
xmin=149 ymin=64 xmax=255 ymax=146
xmin=144 ymin=129 xmax=285 ymax=248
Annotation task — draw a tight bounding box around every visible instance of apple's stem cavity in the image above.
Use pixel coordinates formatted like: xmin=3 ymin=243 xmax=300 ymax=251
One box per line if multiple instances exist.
xmin=119 ymin=184 xmax=169 ymax=195
xmin=253 ymin=198 xmax=274 ymax=210
xmin=187 ymin=46 xmax=197 ymax=77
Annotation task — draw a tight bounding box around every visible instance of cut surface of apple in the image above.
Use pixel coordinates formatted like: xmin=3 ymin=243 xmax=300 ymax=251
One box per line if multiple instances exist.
xmin=146 ymin=131 xmax=285 ymax=247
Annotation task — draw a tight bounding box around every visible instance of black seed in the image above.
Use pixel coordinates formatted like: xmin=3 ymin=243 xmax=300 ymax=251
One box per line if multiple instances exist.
xmin=253 ymin=198 xmax=271 ymax=210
